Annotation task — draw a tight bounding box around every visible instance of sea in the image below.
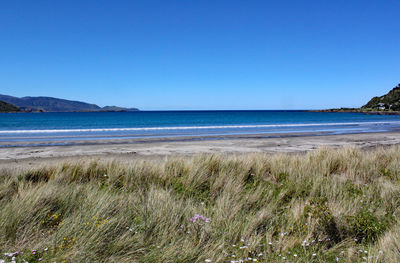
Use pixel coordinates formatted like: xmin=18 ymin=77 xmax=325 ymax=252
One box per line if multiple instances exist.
xmin=1 ymin=110 xmax=400 ymax=147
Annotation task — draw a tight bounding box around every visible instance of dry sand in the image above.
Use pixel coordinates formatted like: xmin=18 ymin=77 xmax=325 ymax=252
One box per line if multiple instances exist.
xmin=1 ymin=132 xmax=400 ymax=168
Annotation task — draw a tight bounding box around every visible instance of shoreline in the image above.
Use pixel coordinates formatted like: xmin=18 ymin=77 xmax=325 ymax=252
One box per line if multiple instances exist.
xmin=0 ymin=130 xmax=346 ymax=148
xmin=309 ymin=109 xmax=400 ymax=115
xmin=2 ymin=131 xmax=400 ymax=168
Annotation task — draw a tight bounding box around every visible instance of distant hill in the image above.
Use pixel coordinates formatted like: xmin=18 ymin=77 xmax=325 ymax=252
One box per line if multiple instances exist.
xmin=362 ymin=83 xmax=400 ymax=111
xmin=0 ymin=100 xmax=20 ymax=112
xmin=0 ymin=94 xmax=139 ymax=112
xmin=100 ymin=106 xmax=135 ymax=112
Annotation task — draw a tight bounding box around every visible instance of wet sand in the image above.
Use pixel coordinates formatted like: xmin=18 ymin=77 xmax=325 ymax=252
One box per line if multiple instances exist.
xmin=1 ymin=132 xmax=400 ymax=168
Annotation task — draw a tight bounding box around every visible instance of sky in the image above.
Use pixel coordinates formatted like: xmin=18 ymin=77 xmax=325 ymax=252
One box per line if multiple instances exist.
xmin=0 ymin=0 xmax=399 ymax=110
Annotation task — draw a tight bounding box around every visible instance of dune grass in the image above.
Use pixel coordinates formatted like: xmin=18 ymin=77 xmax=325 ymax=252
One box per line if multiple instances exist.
xmin=1 ymin=146 xmax=400 ymax=262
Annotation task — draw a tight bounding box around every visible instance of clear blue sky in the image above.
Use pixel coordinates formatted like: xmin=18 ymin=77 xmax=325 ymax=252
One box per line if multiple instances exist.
xmin=1 ymin=0 xmax=399 ymax=110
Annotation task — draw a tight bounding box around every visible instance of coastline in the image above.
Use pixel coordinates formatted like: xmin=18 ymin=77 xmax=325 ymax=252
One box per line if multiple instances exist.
xmin=309 ymin=109 xmax=400 ymax=115
xmin=2 ymin=131 xmax=400 ymax=168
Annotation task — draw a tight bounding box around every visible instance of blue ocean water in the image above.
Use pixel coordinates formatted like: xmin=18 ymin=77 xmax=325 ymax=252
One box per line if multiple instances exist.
xmin=1 ymin=111 xmax=400 ymax=146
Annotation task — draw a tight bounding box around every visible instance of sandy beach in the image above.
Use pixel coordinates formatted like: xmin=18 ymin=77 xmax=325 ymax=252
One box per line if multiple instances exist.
xmin=2 ymin=131 xmax=400 ymax=168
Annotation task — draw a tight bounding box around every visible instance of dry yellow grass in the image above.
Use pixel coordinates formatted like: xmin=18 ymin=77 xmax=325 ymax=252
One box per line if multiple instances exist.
xmin=1 ymin=146 xmax=400 ymax=262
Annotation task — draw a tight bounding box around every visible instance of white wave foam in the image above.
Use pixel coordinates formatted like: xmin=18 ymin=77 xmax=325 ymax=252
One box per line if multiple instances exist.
xmin=0 ymin=121 xmax=399 ymax=134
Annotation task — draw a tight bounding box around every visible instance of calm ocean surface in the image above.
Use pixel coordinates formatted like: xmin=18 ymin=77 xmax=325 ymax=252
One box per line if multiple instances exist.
xmin=1 ymin=111 xmax=400 ymax=146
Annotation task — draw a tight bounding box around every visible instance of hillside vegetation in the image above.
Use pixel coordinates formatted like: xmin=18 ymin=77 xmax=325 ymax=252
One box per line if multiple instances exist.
xmin=0 ymin=100 xmax=20 ymax=112
xmin=1 ymin=148 xmax=400 ymax=262
xmin=362 ymin=83 xmax=400 ymax=110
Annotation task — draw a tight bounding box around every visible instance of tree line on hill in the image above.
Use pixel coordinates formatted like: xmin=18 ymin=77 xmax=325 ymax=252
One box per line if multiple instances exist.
xmin=362 ymin=83 xmax=400 ymax=111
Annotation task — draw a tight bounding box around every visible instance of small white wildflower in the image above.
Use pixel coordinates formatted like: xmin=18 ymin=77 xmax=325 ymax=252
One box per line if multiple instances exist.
xmin=312 ymin=253 xmax=317 ymax=256
xmin=205 ymin=259 xmax=211 ymax=263
xmin=253 ymin=259 xmax=257 ymax=262
xmin=232 ymin=255 xmax=236 ymax=257
xmin=379 ymin=250 xmax=383 ymax=254
xmin=293 ymin=254 xmax=297 ymax=257
xmin=301 ymin=240 xmax=309 ymax=247
xmin=268 ymin=242 xmax=273 ymax=245
xmin=258 ymin=253 xmax=263 ymax=256
xmin=364 ymin=250 xmax=368 ymax=254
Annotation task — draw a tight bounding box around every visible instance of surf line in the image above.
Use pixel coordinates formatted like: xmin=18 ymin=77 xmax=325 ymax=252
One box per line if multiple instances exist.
xmin=0 ymin=121 xmax=399 ymax=134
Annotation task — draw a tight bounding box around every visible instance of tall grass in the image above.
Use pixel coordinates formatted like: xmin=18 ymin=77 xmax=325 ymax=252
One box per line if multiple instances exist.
xmin=1 ymin=146 xmax=400 ymax=262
